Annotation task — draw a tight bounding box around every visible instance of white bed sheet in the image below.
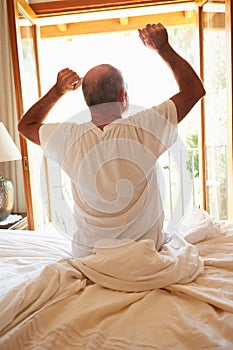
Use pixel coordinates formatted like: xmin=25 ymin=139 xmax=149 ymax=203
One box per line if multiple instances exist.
xmin=0 ymin=228 xmax=71 ymax=299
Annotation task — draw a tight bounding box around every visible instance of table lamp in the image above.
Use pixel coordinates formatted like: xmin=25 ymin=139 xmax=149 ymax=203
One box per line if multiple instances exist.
xmin=0 ymin=122 xmax=22 ymax=221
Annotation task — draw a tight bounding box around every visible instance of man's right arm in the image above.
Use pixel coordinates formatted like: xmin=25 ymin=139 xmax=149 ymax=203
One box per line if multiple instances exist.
xmin=138 ymin=23 xmax=206 ymax=123
xmin=18 ymin=68 xmax=82 ymax=145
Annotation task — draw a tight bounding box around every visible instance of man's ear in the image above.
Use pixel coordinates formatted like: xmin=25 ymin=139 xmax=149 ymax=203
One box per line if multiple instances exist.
xmin=119 ymin=89 xmax=128 ymax=113
xmin=119 ymin=89 xmax=125 ymax=103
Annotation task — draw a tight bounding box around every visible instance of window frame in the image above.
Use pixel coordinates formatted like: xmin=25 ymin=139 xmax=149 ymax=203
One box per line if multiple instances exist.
xmin=10 ymin=0 xmax=233 ymax=226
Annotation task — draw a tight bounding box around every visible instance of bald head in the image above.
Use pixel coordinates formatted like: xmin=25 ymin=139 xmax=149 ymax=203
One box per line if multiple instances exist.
xmin=82 ymin=64 xmax=125 ymax=107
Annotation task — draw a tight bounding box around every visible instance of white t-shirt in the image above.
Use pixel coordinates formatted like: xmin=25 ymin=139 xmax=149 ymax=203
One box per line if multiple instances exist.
xmin=39 ymin=100 xmax=177 ymax=257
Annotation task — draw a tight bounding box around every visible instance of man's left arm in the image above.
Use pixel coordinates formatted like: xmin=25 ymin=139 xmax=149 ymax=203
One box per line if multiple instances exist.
xmin=18 ymin=68 xmax=82 ymax=145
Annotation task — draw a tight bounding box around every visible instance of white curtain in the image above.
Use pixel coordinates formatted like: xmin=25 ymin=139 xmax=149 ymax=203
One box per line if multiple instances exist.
xmin=0 ymin=0 xmax=26 ymax=213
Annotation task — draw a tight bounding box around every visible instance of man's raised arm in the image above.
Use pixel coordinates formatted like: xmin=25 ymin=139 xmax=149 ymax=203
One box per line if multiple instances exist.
xmin=18 ymin=68 xmax=82 ymax=145
xmin=138 ymin=23 xmax=206 ymax=123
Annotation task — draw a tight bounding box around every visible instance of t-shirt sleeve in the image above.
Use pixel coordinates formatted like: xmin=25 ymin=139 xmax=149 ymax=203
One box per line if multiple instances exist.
xmin=39 ymin=122 xmax=77 ymax=166
xmin=129 ymin=99 xmax=178 ymax=158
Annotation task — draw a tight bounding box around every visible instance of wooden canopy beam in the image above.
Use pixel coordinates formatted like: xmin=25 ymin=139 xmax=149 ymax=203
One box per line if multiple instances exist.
xmin=29 ymin=0 xmax=194 ymax=16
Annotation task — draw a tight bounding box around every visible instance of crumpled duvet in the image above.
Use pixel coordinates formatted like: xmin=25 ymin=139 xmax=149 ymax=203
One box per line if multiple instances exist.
xmin=76 ymin=232 xmax=203 ymax=292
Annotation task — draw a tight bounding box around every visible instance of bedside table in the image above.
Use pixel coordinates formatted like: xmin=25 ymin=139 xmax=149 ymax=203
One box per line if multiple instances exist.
xmin=0 ymin=213 xmax=28 ymax=230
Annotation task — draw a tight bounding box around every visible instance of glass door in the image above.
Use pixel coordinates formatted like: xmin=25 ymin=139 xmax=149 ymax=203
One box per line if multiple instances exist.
xmin=8 ymin=0 xmax=49 ymax=229
xmin=17 ymin=3 xmax=51 ymax=230
xmin=202 ymin=0 xmax=229 ymax=220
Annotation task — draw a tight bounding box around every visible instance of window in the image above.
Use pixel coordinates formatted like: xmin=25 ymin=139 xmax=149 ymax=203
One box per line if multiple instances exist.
xmin=38 ymin=19 xmax=199 ymax=230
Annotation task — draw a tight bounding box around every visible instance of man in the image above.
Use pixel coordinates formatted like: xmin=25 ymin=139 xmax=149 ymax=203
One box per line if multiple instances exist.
xmin=18 ymin=23 xmax=205 ymax=257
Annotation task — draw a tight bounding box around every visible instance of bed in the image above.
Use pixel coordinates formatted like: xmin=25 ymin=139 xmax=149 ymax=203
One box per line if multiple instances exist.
xmin=0 ymin=209 xmax=233 ymax=350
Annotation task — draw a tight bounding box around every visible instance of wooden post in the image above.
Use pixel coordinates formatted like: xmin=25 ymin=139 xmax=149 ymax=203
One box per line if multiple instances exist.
xmin=7 ymin=0 xmax=35 ymax=229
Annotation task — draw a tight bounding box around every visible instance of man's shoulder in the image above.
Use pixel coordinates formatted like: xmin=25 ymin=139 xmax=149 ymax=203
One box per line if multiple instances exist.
xmin=40 ymin=120 xmax=93 ymax=136
xmin=39 ymin=121 xmax=94 ymax=150
xmin=121 ymin=99 xmax=176 ymax=125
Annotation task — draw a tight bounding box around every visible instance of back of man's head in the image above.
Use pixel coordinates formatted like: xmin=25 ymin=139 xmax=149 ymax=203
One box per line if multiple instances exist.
xmin=82 ymin=64 xmax=124 ymax=107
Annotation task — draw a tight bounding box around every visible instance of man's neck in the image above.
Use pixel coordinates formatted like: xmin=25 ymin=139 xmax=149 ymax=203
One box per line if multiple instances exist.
xmin=90 ymin=103 xmax=122 ymax=129
xmin=91 ymin=114 xmax=122 ymax=129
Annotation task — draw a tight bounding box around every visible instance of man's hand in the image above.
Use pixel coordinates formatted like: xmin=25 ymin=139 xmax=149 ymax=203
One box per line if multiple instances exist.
xmin=56 ymin=68 xmax=82 ymax=95
xmin=138 ymin=23 xmax=169 ymax=53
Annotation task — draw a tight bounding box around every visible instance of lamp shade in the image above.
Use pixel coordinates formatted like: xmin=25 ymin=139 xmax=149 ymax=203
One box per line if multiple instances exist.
xmin=0 ymin=122 xmax=21 ymax=162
